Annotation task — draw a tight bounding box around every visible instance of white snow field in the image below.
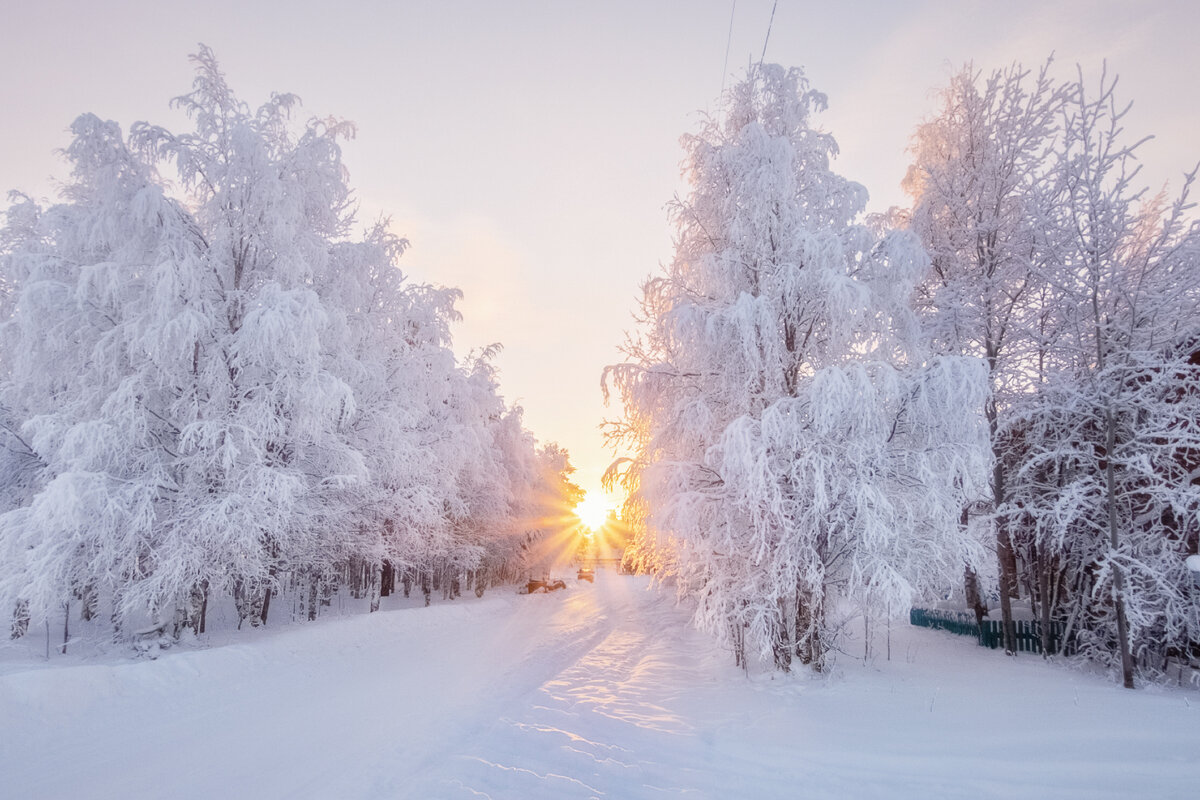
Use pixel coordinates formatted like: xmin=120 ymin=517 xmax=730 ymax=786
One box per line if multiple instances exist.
xmin=1 ymin=572 xmax=1196 ymax=799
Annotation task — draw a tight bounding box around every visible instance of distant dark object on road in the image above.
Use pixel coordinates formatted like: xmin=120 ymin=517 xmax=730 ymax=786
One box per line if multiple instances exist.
xmin=519 ymin=578 xmax=567 ymax=594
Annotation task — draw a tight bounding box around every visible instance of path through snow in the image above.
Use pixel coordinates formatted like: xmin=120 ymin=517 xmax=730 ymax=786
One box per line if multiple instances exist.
xmin=1 ymin=572 xmax=1196 ymax=798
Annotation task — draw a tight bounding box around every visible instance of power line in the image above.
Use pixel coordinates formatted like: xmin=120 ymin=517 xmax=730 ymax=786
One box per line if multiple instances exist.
xmin=760 ymin=0 xmax=778 ymax=64
xmin=721 ymin=0 xmax=737 ymax=95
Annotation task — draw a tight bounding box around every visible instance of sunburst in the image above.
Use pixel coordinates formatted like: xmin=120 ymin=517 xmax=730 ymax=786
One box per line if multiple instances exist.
xmin=573 ymin=492 xmax=614 ymax=531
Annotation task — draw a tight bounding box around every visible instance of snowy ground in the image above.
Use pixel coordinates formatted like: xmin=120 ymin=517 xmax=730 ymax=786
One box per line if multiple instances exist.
xmin=1 ymin=572 xmax=1196 ymax=799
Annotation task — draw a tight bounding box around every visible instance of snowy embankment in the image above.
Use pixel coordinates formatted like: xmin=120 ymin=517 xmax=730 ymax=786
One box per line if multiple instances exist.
xmin=1 ymin=573 xmax=1196 ymax=799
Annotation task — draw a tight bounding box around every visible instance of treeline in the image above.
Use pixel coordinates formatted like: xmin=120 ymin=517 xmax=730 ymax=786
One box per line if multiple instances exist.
xmin=605 ymin=61 xmax=1200 ymax=686
xmin=0 ymin=47 xmax=580 ymax=648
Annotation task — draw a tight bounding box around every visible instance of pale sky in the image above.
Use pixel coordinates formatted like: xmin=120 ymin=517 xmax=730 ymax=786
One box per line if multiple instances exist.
xmin=2 ymin=1 xmax=1197 ymax=504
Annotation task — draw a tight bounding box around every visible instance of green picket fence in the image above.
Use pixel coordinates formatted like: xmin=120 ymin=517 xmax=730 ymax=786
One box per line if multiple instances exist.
xmin=977 ymin=618 xmax=1075 ymax=655
xmin=909 ymin=608 xmax=980 ymax=638
xmin=910 ymin=608 xmax=1075 ymax=655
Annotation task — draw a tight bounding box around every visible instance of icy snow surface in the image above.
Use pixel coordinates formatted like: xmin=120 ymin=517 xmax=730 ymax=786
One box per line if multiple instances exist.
xmin=1 ymin=573 xmax=1196 ymax=799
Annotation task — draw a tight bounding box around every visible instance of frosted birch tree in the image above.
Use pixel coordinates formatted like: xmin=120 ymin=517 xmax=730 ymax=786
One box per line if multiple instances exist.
xmin=0 ymin=113 xmax=213 ymax=639
xmin=123 ymin=47 xmax=372 ymax=629
xmin=606 ymin=65 xmax=989 ymax=671
xmin=904 ymin=61 xmax=1067 ymax=651
xmin=1007 ymin=68 xmax=1200 ymax=687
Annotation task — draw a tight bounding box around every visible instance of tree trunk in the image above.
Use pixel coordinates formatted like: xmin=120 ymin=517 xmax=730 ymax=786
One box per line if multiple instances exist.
xmin=1105 ymin=409 xmax=1135 ymax=689
xmin=111 ymin=584 xmax=126 ymax=641
xmin=795 ymin=589 xmax=824 ymax=671
xmin=233 ymin=580 xmax=246 ymax=629
xmin=773 ymin=596 xmax=793 ymax=672
xmin=731 ymin=611 xmax=747 ymax=671
xmin=381 ymin=561 xmax=393 ymax=597
xmin=78 ymin=583 xmax=98 ymax=622
xmin=1036 ymin=545 xmax=1053 ymax=656
xmin=260 ymin=564 xmax=279 ymax=626
xmin=307 ymin=574 xmax=319 ymax=621
xmin=260 ymin=583 xmax=273 ymax=626
xmin=10 ymin=600 xmax=30 ymax=640
xmin=369 ymin=563 xmax=382 ymax=613
xmin=964 ymin=564 xmax=988 ymax=628
xmin=989 ymin=403 xmax=1018 ymax=655
xmin=962 ymin=507 xmax=988 ymax=627
xmin=997 ymin=527 xmax=1018 ymax=654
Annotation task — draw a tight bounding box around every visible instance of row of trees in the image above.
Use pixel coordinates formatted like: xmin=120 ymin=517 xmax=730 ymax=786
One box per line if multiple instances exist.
xmin=906 ymin=62 xmax=1200 ymax=687
xmin=0 ymin=48 xmax=580 ymax=647
xmin=606 ymin=61 xmax=1200 ymax=685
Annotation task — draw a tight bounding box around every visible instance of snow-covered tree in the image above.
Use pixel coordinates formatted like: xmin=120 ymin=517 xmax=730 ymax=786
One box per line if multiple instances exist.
xmin=1005 ymin=68 xmax=1200 ymax=687
xmin=0 ymin=112 xmax=211 ymax=639
xmin=0 ymin=46 xmax=577 ymax=647
xmin=904 ymin=60 xmax=1067 ymax=650
xmin=125 ymin=48 xmax=374 ymax=631
xmin=907 ymin=58 xmax=1200 ymax=686
xmin=605 ymin=64 xmax=989 ymax=671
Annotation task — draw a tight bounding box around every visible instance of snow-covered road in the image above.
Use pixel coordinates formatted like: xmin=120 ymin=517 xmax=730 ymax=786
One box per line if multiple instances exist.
xmin=1 ymin=573 xmax=1196 ymax=799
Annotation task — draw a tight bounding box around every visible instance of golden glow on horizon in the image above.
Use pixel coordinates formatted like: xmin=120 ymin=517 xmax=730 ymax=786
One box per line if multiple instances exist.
xmin=520 ymin=490 xmax=628 ymax=574
xmin=573 ymin=492 xmax=614 ymax=532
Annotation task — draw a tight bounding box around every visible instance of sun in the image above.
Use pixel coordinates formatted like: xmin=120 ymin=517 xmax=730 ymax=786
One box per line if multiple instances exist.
xmin=573 ymin=492 xmax=613 ymax=532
